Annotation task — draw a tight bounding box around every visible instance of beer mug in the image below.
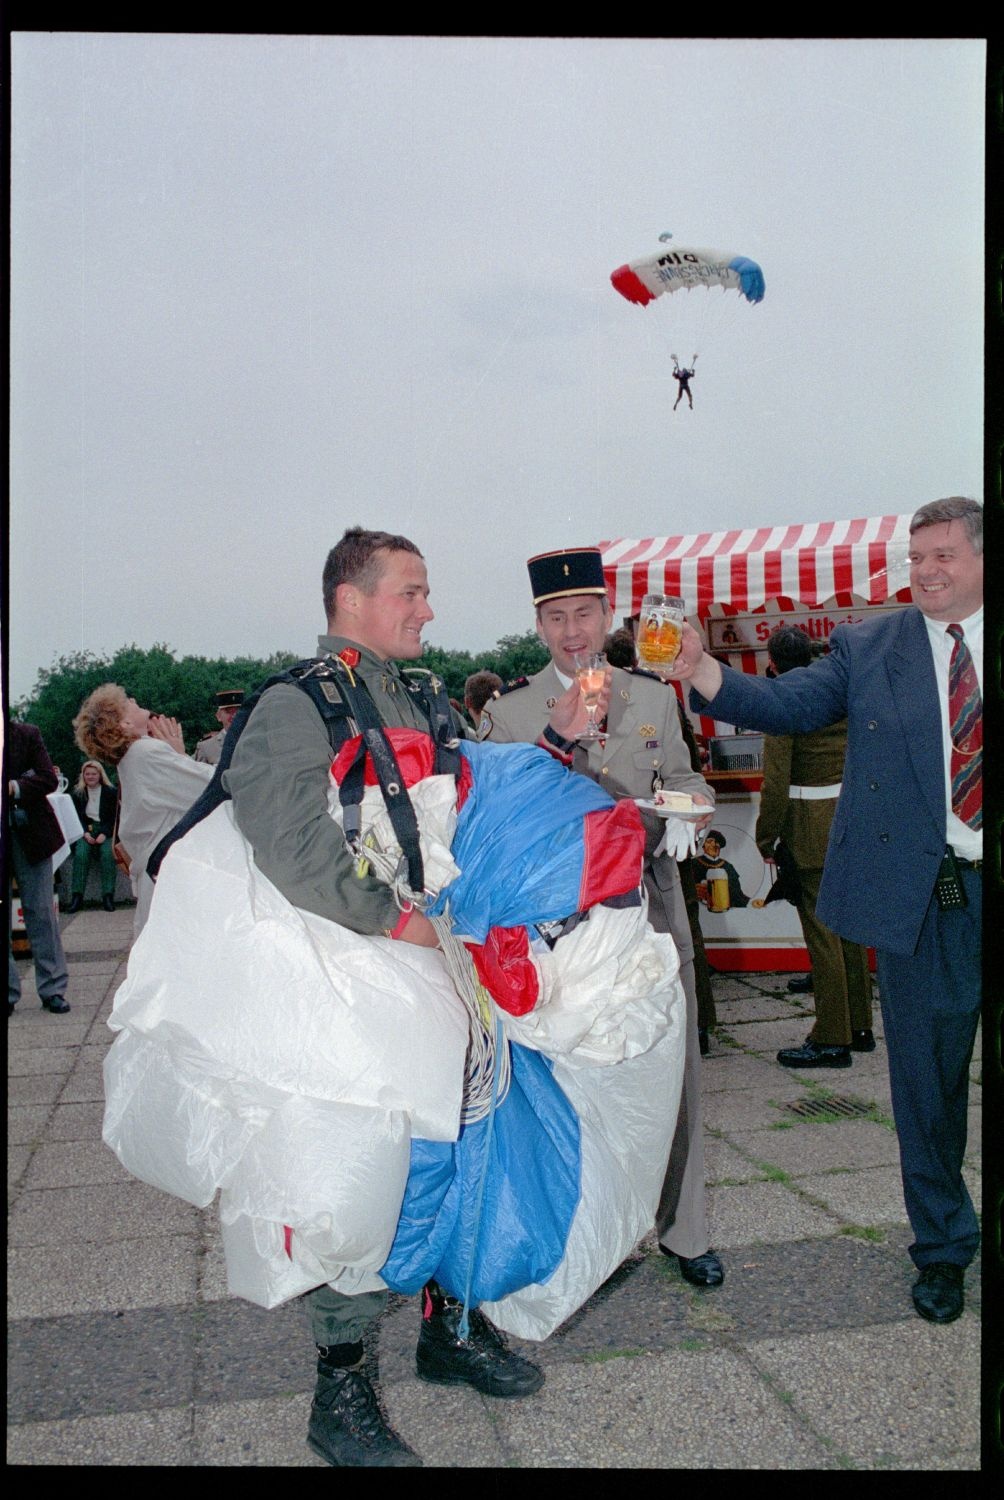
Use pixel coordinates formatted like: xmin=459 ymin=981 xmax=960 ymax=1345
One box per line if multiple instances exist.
xmin=637 ymin=594 xmax=685 ymax=668
xmin=706 ymin=866 xmax=730 ymax=912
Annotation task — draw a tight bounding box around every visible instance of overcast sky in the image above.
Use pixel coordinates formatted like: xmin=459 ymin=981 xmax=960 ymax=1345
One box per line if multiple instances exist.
xmin=8 ymin=34 xmax=985 ymax=706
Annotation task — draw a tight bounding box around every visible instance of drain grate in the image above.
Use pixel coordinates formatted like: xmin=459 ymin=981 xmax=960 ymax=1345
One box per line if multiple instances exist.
xmin=783 ymin=1094 xmax=875 ymax=1120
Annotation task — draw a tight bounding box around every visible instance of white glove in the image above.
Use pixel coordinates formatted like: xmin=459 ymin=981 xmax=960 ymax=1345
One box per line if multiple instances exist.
xmin=653 ymin=815 xmax=698 ymax=862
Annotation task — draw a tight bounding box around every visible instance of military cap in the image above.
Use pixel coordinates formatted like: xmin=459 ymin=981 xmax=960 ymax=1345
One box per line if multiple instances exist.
xmin=527 ymin=547 xmax=610 ymax=607
xmin=214 ymin=690 xmax=245 ymax=709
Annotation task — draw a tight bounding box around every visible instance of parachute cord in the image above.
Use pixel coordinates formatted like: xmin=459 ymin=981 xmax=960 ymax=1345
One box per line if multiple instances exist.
xmin=430 ymin=911 xmax=511 ymax=1124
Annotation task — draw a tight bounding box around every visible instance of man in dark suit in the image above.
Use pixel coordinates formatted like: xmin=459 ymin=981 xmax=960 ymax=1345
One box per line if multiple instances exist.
xmin=666 ymin=497 xmax=982 ymax=1325
xmin=7 ymin=721 xmax=71 ymax=1016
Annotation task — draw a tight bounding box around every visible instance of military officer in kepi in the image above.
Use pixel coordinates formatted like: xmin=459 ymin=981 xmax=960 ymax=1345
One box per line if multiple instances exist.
xmin=480 ymin=546 xmax=725 ymax=1289
xmin=194 ymin=690 xmax=245 ymax=765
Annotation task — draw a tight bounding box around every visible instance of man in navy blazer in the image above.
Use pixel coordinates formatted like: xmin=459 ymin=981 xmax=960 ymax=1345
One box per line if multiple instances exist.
xmin=666 ymin=497 xmax=982 ymax=1326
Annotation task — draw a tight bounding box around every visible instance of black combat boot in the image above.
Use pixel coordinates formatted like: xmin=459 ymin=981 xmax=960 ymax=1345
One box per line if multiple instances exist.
xmin=415 ymin=1281 xmax=544 ymax=1397
xmin=307 ymin=1344 xmax=421 ymax=1467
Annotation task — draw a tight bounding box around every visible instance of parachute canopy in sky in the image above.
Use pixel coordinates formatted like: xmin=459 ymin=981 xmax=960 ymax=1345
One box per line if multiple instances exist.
xmin=611 ymin=245 xmax=765 ymax=307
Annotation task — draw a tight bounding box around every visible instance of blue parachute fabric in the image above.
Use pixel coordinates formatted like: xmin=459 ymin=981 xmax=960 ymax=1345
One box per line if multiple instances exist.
xmin=728 ymin=256 xmax=765 ymax=304
xmin=428 ymin=739 xmax=616 ymax=942
xmin=379 ymin=1043 xmax=581 ymax=1303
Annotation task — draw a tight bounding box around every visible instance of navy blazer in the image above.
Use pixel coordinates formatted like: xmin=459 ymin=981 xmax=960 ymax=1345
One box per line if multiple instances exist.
xmin=694 ymin=607 xmax=948 ymax=956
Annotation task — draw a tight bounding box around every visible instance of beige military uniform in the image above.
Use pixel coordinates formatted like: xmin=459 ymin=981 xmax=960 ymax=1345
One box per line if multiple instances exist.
xmin=483 ymin=661 xmax=716 ymax=1259
xmin=194 ymin=729 xmax=225 ymax=765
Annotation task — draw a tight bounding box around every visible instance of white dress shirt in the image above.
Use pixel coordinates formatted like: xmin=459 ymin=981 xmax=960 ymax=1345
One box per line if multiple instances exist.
xmin=923 ymin=606 xmax=982 ymax=862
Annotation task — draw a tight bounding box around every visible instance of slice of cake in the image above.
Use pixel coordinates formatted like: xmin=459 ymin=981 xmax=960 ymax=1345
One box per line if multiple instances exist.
xmin=653 ymin=789 xmax=695 ymax=813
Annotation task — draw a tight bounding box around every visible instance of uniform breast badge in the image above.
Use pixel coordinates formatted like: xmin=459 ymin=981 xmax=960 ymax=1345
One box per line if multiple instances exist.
xmin=639 ymin=724 xmax=656 ymax=737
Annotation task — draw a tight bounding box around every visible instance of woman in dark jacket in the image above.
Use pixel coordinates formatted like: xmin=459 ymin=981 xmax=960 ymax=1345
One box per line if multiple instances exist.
xmin=65 ymin=760 xmax=119 ymax=912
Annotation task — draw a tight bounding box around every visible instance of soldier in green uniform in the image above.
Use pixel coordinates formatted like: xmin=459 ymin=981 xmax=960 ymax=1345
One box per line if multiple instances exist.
xmin=223 ymin=528 xmax=543 ymax=1468
xmin=480 ymin=547 xmax=724 ymax=1289
xmin=754 ymin=626 xmax=874 ymax=1068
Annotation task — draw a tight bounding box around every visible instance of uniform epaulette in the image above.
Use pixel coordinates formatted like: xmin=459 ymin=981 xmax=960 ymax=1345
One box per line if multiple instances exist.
xmin=494 ymin=676 xmax=530 ymax=698
xmin=625 ymin=664 xmax=670 ymax=684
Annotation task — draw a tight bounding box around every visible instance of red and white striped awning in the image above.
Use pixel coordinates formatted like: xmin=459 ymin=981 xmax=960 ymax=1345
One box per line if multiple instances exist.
xmin=600 ymin=515 xmax=914 ymax=620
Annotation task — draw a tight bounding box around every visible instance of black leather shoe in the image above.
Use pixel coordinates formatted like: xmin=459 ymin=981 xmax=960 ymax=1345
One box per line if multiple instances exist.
xmin=63 ymin=894 xmax=83 ymax=914
xmin=698 ymin=1027 xmax=710 ymax=1056
xmin=675 ymin=1250 xmax=724 ymax=1287
xmin=101 ymin=894 xmax=116 ymax=912
xmin=912 ymin=1263 xmax=964 ymax=1324
xmin=41 ymin=995 xmax=71 ymax=1014
xmin=417 ymin=1301 xmax=544 ymax=1397
xmin=777 ymin=1038 xmax=850 ymax=1068
xmin=307 ymin=1368 xmax=421 ymax=1467
xmin=787 ymin=973 xmax=813 ymax=993
xmin=851 ymin=1029 xmax=876 ymax=1052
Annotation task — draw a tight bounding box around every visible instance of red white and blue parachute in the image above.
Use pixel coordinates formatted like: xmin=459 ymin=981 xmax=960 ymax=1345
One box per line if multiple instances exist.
xmin=611 ymin=242 xmax=765 ymax=308
xmin=102 ymin=735 xmax=686 ymax=1339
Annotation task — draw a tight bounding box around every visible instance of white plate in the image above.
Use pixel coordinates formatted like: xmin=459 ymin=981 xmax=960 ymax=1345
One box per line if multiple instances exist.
xmin=634 ymin=799 xmax=709 ymax=822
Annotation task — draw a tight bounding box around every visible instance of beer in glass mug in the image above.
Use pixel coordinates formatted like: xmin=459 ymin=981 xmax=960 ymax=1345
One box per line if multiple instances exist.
xmin=637 ymin=594 xmax=685 ymax=668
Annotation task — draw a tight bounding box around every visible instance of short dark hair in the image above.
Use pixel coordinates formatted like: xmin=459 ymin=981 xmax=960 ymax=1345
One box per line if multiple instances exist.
xmin=909 ymin=497 xmax=982 ymax=555
xmin=604 ymin=628 xmax=637 ymax=670
xmin=322 ymin=528 xmax=423 ymax=620
xmin=704 ymin=829 xmax=726 ymax=848
xmin=766 ymin=625 xmax=813 ymax=675
xmin=464 ymin=670 xmax=503 ymax=715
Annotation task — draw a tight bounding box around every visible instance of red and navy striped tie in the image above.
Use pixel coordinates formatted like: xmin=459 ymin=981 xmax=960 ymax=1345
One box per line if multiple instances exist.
xmin=946 ymin=623 xmax=982 ymax=829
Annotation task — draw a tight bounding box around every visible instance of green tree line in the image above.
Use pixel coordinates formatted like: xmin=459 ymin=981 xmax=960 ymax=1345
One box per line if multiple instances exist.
xmin=12 ymin=633 xmax=549 ymax=779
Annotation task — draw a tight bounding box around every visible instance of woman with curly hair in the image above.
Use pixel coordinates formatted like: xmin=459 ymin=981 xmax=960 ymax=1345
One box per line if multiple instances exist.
xmin=73 ymin=686 xmax=213 ymax=934
xmin=65 ymin=760 xmax=120 ymax=913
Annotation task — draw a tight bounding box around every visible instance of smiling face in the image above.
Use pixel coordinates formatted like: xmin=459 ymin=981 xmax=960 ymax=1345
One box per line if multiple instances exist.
xmin=82 ymin=764 xmax=102 ymax=787
xmin=909 ymin=520 xmax=984 ymax=623
xmin=333 ymin=548 xmax=434 ymax=661
xmin=536 ymin=594 xmax=613 ymax=677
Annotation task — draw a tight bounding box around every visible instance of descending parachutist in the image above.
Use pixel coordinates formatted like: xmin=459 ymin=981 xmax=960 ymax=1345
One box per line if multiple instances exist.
xmin=672 ymin=354 xmax=697 ymax=410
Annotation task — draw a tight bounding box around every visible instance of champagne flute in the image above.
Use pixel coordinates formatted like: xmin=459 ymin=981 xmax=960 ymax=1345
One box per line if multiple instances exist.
xmin=575 ymin=652 xmax=607 ymax=740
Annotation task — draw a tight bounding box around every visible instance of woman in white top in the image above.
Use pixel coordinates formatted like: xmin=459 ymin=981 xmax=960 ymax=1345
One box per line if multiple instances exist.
xmin=72 ymin=686 xmax=213 ymax=934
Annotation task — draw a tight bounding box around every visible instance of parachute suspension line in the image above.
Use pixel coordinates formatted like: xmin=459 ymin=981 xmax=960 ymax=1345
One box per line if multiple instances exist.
xmin=429 ymin=911 xmax=512 ymax=1125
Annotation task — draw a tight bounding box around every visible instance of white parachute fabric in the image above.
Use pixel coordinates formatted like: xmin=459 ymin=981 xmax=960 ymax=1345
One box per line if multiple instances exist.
xmin=483 ymin=1021 xmax=683 ymax=1340
xmin=507 ymin=897 xmax=675 ymax=1064
xmin=103 ymin=776 xmax=686 ymax=1338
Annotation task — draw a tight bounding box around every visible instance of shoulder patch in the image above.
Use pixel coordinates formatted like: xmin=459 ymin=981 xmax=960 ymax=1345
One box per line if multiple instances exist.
xmin=495 ymin=676 xmax=530 ymax=697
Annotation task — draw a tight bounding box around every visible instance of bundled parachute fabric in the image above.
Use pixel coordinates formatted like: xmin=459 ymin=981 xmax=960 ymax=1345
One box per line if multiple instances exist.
xmin=430 ymin=740 xmax=644 ymax=941
xmin=483 ymin=1021 xmax=682 ymax=1340
xmin=380 ymin=1044 xmax=580 ymax=1303
xmin=103 ymin=734 xmax=686 ymax=1338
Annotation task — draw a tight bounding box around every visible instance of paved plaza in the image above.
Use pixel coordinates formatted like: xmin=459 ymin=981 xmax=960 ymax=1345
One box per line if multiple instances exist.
xmin=8 ymin=904 xmax=984 ymax=1468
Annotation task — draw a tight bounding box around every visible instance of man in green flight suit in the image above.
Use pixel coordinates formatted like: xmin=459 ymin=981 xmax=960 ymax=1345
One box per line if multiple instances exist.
xmin=223 ymin=527 xmax=543 ymax=1468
